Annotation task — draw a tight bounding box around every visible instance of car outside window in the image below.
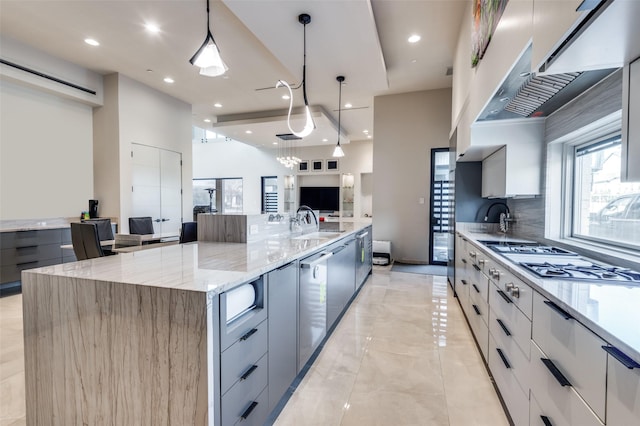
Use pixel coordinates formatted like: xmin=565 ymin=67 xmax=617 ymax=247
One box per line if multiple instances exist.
xmin=572 ymin=136 xmax=640 ymax=250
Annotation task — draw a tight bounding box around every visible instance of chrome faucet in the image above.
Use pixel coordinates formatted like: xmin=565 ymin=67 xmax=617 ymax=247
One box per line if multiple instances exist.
xmin=484 ymin=202 xmax=510 ymax=222
xmin=291 ymin=205 xmax=319 ymax=232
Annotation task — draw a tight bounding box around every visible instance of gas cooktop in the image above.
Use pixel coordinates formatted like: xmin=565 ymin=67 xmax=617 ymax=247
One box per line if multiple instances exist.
xmin=520 ymin=261 xmax=640 ymax=284
xmin=479 ymin=240 xmax=577 ymax=256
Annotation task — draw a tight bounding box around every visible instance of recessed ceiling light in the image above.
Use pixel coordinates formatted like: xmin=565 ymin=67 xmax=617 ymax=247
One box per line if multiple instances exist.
xmin=163 ymin=77 xmax=174 ymax=84
xmin=282 ymin=95 xmax=290 ymax=100
xmin=322 ymin=138 xmax=328 ymax=142
xmin=204 ymin=118 xmax=211 ymax=123
xmin=84 ymin=38 xmax=100 ymax=46
xmin=146 ymin=69 xmax=153 ymax=73
xmin=344 ymin=103 xmax=352 ymax=109
xmin=490 ymin=109 xmax=499 ymax=114
xmin=363 ymin=129 xmax=369 ymax=134
xmin=214 ymin=103 xmax=222 ymax=108
xmin=245 ymin=130 xmax=252 ymax=134
xmin=273 ymin=142 xmax=278 ymax=145
xmin=367 ymin=135 xmax=372 ymax=139
xmin=145 ymin=23 xmax=160 ymax=33
xmin=500 ymin=97 xmax=510 ymax=102
xmin=411 ymin=59 xmax=417 ymax=63
xmin=408 ymin=34 xmax=421 ymax=43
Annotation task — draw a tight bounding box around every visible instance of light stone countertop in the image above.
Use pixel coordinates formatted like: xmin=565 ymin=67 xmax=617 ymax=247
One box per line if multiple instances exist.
xmin=23 ymin=221 xmax=370 ymax=296
xmin=458 ymin=229 xmax=640 ymax=364
xmin=0 ymin=217 xmax=118 ymax=232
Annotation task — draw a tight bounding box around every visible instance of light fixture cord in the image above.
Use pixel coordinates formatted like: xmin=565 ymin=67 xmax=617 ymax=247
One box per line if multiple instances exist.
xmin=302 ymin=20 xmax=309 ymax=106
xmin=337 ymin=80 xmax=342 ymax=145
xmin=206 ymin=0 xmax=210 ymax=32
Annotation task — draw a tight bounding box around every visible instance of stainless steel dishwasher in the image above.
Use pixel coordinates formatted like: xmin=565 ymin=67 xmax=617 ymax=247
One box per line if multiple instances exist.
xmin=298 ymin=250 xmax=332 ymax=371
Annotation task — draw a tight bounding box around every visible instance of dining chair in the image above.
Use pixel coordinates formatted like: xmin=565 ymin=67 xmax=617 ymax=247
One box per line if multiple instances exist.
xmin=179 ymin=222 xmax=198 ymax=244
xmin=83 ymin=218 xmax=114 ymax=241
xmin=129 ymin=217 xmax=155 ymax=235
xmin=71 ymin=222 xmax=105 ymax=260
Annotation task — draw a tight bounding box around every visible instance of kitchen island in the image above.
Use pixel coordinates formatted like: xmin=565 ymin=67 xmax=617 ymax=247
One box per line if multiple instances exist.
xmin=21 ymin=221 xmax=372 ymax=426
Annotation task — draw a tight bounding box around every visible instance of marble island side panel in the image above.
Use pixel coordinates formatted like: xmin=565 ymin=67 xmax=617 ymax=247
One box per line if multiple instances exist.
xmin=22 ymin=274 xmax=211 ymax=425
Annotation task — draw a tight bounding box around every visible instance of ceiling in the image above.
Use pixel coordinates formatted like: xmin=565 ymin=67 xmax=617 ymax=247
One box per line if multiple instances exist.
xmin=0 ymin=0 xmax=467 ymax=148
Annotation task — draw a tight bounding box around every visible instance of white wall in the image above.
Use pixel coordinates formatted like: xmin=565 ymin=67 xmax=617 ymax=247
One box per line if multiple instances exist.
xmin=192 ymin=139 xmax=373 ymax=216
xmin=93 ymin=73 xmax=193 ymax=231
xmin=373 ymin=89 xmax=452 ymax=264
xmin=0 ymin=79 xmax=93 ymax=220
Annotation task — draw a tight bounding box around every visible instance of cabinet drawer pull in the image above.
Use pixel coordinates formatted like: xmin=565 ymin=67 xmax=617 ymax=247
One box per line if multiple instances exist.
xmin=540 ymin=415 xmax=553 ymax=426
xmin=602 ymin=345 xmax=640 ymax=369
xmin=461 ymin=279 xmax=468 ymax=285
xmin=461 ymin=258 xmax=467 ymax=264
xmin=496 ymin=289 xmax=512 ymax=304
xmin=541 ymin=358 xmax=572 ymax=387
xmin=472 ymin=264 xmax=481 ymax=271
xmin=239 ymin=328 xmax=258 ymax=341
xmin=472 ymin=284 xmax=480 ymax=293
xmin=332 ymin=246 xmax=346 ymax=255
xmin=496 ymin=319 xmax=511 ymax=336
xmin=472 ymin=304 xmax=481 ymax=315
xmin=240 ymin=364 xmax=258 ymax=381
xmin=16 ymin=245 xmax=38 ymax=250
xmin=16 ymin=261 xmax=38 ymax=267
xmin=276 ymin=261 xmax=294 ymax=271
xmin=240 ymin=401 xmax=258 ymax=420
xmin=496 ymin=348 xmax=511 ymax=369
xmin=543 ymin=300 xmax=572 ymax=320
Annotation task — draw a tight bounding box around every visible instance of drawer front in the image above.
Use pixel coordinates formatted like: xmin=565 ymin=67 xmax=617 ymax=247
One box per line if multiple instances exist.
xmin=489 ymin=280 xmax=532 ymax=359
xmin=467 ymin=294 xmax=489 ymax=359
xmin=222 ymin=353 xmax=268 ymax=426
xmin=1 ymin=258 xmax=60 ymax=284
xmin=606 ymin=349 xmax=640 ymax=426
xmin=0 ymin=229 xmax=62 ymax=249
xmin=469 ymin=281 xmax=489 ymax=327
xmin=530 ymin=342 xmax=604 ymax=426
xmin=1 ymin=243 xmax=62 ymax=266
xmin=489 ymin=307 xmax=530 ymax=395
xmin=221 ymin=319 xmax=268 ymax=395
xmin=488 ymin=334 xmax=529 ymax=426
xmin=532 ymin=292 xmax=606 ymax=421
xmin=232 ymin=386 xmax=268 ymax=426
xmin=468 ymin=264 xmax=489 ymax=303
xmin=493 ymin=267 xmax=533 ymax=320
xmin=61 ymin=228 xmax=72 ymax=244
xmin=456 ymin=275 xmax=470 ymax=317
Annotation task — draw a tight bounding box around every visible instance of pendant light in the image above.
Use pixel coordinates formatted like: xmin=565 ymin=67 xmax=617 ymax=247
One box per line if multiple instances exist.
xmin=189 ymin=0 xmax=228 ymax=77
xmin=276 ymin=13 xmax=316 ymax=138
xmin=333 ymin=76 xmax=346 ymax=158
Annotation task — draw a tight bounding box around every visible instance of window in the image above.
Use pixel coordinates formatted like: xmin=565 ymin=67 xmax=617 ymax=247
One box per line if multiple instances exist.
xmin=572 ymin=135 xmax=640 ymax=249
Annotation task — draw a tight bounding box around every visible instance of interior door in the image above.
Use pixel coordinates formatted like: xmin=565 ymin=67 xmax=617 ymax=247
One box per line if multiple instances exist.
xmin=131 ymin=143 xmax=182 ymax=234
xmin=430 ymin=148 xmax=452 ymax=265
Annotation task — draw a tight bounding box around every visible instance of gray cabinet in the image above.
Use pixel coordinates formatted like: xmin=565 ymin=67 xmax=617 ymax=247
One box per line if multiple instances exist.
xmin=219 ymin=276 xmax=269 ymax=426
xmin=327 ymin=238 xmax=356 ymax=330
xmin=355 ymin=226 xmax=372 ymax=288
xmin=0 ymin=228 xmax=74 ymax=294
xmin=266 ymin=261 xmax=298 ymax=413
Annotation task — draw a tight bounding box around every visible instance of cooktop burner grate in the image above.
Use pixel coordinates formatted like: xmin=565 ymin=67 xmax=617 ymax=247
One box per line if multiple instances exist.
xmin=521 ymin=262 xmax=640 ymax=283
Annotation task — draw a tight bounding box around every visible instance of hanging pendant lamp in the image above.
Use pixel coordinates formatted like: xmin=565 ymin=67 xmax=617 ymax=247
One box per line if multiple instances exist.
xmin=333 ymin=76 xmax=346 ymax=158
xmin=190 ymin=0 xmax=228 ymax=77
xmin=276 ymin=13 xmax=316 ymax=138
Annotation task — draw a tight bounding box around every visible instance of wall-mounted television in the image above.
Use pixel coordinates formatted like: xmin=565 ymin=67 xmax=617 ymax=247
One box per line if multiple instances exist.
xmin=299 ymin=186 xmax=339 ymax=212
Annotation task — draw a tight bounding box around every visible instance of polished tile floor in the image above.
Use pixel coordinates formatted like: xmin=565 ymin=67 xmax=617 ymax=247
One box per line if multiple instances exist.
xmin=0 ymin=268 xmax=508 ymax=426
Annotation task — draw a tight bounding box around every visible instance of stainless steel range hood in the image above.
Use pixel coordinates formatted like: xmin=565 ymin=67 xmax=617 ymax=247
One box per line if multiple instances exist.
xmin=478 ymin=44 xmax=617 ymax=121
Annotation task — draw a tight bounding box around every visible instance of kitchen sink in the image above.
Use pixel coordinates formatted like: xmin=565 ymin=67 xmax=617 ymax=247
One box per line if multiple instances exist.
xmin=293 ymin=231 xmax=344 ymax=240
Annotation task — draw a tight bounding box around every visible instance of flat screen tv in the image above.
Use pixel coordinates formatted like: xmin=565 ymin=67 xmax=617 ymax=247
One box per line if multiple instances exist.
xmin=299 ymin=186 xmax=339 ymax=212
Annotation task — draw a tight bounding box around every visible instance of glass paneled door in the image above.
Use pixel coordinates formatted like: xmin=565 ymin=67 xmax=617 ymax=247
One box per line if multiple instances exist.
xmin=131 ymin=143 xmax=182 ymax=234
xmin=430 ymin=148 xmax=453 ymax=265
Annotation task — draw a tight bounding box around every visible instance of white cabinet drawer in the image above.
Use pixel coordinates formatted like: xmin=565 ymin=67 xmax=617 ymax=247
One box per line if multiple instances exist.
xmin=530 ymin=342 xmax=603 ymax=426
xmin=489 ymin=280 xmax=531 ymax=359
xmin=605 ymin=346 xmax=640 ymax=426
xmin=468 ymin=264 xmax=489 ymax=303
xmin=490 ymin=266 xmax=533 ymax=320
xmin=468 ymin=290 xmax=489 ymax=359
xmin=488 ymin=334 xmax=529 ymax=426
xmin=532 ymin=292 xmax=607 ymax=421
xmin=489 ymin=307 xmax=530 ymax=394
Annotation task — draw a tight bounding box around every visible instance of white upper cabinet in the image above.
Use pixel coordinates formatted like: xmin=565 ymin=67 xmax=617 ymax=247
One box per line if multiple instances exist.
xmin=531 ymin=0 xmax=591 ymax=73
xmin=622 ymin=56 xmax=640 ymax=182
xmin=476 ymin=118 xmax=545 ymax=198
